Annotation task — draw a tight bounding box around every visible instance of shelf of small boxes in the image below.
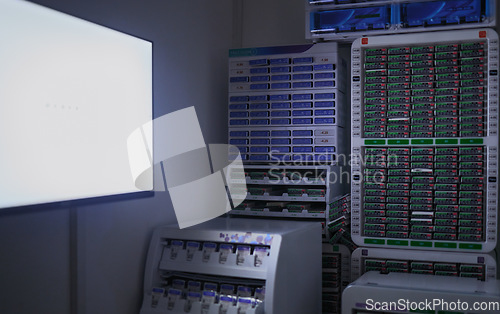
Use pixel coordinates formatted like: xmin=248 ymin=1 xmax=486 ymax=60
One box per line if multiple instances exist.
xmin=322 ymin=243 xmax=352 ymax=314
xmin=306 ymin=0 xmax=496 ymax=41
xmin=350 ymin=247 xmax=497 ymax=282
xmin=229 ymin=165 xmax=339 ymax=219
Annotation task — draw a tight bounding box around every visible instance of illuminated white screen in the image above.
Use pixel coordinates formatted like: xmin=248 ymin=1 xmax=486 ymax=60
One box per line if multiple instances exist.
xmin=0 ymin=0 xmax=153 ymax=209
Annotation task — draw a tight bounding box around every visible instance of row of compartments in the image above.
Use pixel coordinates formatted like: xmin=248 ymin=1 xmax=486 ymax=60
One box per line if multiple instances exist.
xmin=363 ymin=130 xmax=485 ymax=138
xmin=363 ymin=196 xmax=484 ymax=205
xmin=363 ymin=204 xmax=484 ymax=213
xmin=230 ymin=169 xmax=327 ymax=182
xmin=234 ymin=81 xmax=335 ymax=91
xmin=322 ymin=272 xmax=342 ymax=289
xmin=230 ymin=72 xmax=335 ymax=83
xmin=364 ymin=57 xmax=487 ymax=70
xmin=364 ymin=61 xmax=488 ymax=77
xmin=363 ymin=230 xmax=483 ymax=241
xmin=229 ymin=117 xmax=336 ymax=126
xmin=230 ymin=109 xmax=337 ymax=118
xmin=364 ymin=43 xmax=486 ymax=59
xmin=162 ymin=240 xmax=270 ymax=268
xmin=364 ymin=162 xmax=485 ymax=172
xmin=364 ymin=146 xmax=485 ymax=155
xmin=364 ymin=152 xmax=484 ymax=162
xmin=364 ymin=43 xmax=487 ymax=56
xmin=365 ymin=87 xmax=487 ymax=97
xmin=363 ymin=92 xmax=486 ymax=102
xmin=364 ymin=52 xmax=487 ymax=69
xmin=229 ymin=92 xmax=335 ymax=103
xmin=363 ymin=162 xmax=485 ymax=170
xmin=364 ymin=101 xmax=486 ymax=112
xmin=143 ymin=292 xmax=262 ymax=314
xmin=231 ymin=153 xmax=337 ymax=162
xmin=230 ymin=145 xmax=336 ymax=154
xmin=309 ymin=0 xmax=490 ymax=33
xmin=244 ymin=186 xmax=327 ymax=197
xmin=364 ymin=189 xmax=485 ymax=199
xmin=229 ymin=101 xmax=337 ymax=111
xmin=365 ymin=75 xmax=487 ymax=86
xmin=362 ymin=259 xmax=485 ymax=279
xmin=234 ymin=201 xmax=325 ymax=213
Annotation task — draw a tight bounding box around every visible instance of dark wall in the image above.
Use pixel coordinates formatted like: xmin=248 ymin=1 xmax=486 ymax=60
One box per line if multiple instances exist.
xmin=0 ymin=1 xmax=234 ymax=314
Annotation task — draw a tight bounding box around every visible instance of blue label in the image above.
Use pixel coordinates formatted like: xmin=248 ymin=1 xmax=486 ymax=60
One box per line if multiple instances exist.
xmin=315 ymin=81 xmax=335 ymax=87
xmin=315 ymin=72 xmax=335 ymax=79
xmin=271 ymin=110 xmax=291 ymax=117
xmin=229 ymin=139 xmax=248 ymax=145
xmin=230 ymin=96 xmax=249 ymax=102
xmin=250 ymin=68 xmax=269 ymax=74
xmin=293 ymin=118 xmax=313 ymax=125
xmin=271 ymin=130 xmax=291 ymax=137
xmin=271 ymin=146 xmax=290 ymax=153
xmin=229 ymin=119 xmax=249 ymax=125
xmin=293 ymin=57 xmax=313 ymax=64
xmin=403 ymin=0 xmax=483 ymax=28
xmin=271 ymin=154 xmax=292 ymax=161
xmin=315 ymin=101 xmax=335 ymax=107
xmin=293 ymin=146 xmax=313 ymax=153
xmin=250 ymin=83 xmax=269 ymax=90
xmin=314 ymin=154 xmax=333 ymax=161
xmin=236 ymin=146 xmax=248 ymax=152
xmin=250 ymin=119 xmax=269 ymax=125
xmin=293 ymin=154 xmax=314 ymax=161
xmin=271 ymin=83 xmax=291 ymax=89
xmin=271 ymin=138 xmax=290 ymax=145
xmin=293 ymin=110 xmax=313 ymax=117
xmin=271 ymin=102 xmax=291 ymax=109
xmin=187 ymin=242 xmax=200 ymax=247
xmin=293 ymin=82 xmax=313 ymax=88
xmin=250 ymin=111 xmax=269 ymax=117
xmin=292 ymin=130 xmax=312 ymax=136
xmin=293 ymin=138 xmax=313 ymax=144
xmin=271 ymin=75 xmax=291 ymax=81
xmin=249 ymin=58 xmax=268 ymax=66
xmin=315 ymin=118 xmax=335 ymax=124
xmin=229 ymin=131 xmax=248 ymax=137
xmin=250 ymin=147 xmax=269 ymax=153
xmin=230 ymin=76 xmax=249 ymax=83
xmin=229 ymin=104 xmax=248 ymax=110
xmin=269 ymin=94 xmax=290 ymax=101
xmin=270 ymin=66 xmax=291 ymax=73
xmin=251 ymin=75 xmax=270 ymax=82
xmin=270 ymin=58 xmax=290 ymax=65
xmin=315 ymin=109 xmax=335 ymax=116
xmin=250 ymin=139 xmax=270 ymax=145
xmin=249 ymin=95 xmax=268 ymax=101
xmin=270 ymin=119 xmax=291 ymax=125
xmin=250 ymin=131 xmax=270 ymax=137
xmin=293 ymin=102 xmax=313 ymax=108
xmin=230 ymin=111 xmax=248 ymax=118
xmin=314 ymin=64 xmax=335 ymax=71
xmin=293 ymin=73 xmax=313 ymax=80
xmin=293 ymin=65 xmax=313 ymax=72
xmin=249 ymin=103 xmax=269 ymax=109
xmin=293 ymin=94 xmax=313 ymax=100
xmin=315 ymin=146 xmax=335 ymax=153
xmin=249 ymin=155 xmax=269 ymax=161
xmin=315 ymin=93 xmax=334 ymax=99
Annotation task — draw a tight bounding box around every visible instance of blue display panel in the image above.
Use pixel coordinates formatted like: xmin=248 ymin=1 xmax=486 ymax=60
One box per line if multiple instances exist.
xmin=402 ymin=0 xmax=488 ymax=27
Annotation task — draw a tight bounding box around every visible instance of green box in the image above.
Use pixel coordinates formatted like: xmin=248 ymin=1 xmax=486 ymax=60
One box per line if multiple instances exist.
xmin=364 ymin=238 xmax=385 ymax=245
xmin=411 ymin=139 xmax=433 ymax=145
